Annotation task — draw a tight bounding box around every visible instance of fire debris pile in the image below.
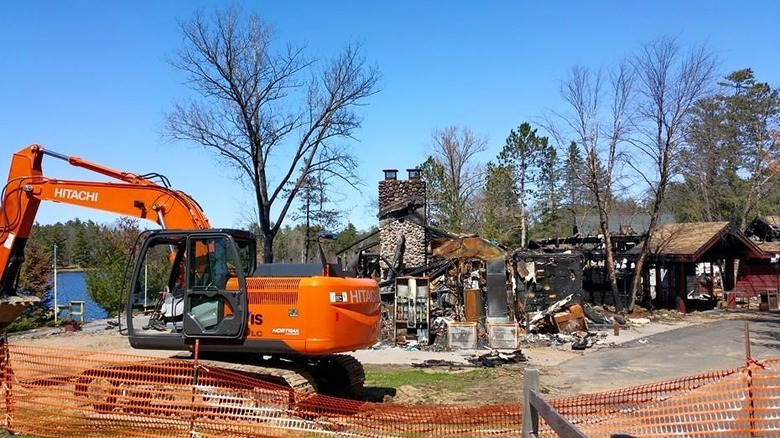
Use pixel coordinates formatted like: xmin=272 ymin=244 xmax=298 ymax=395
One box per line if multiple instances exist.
xmin=337 ymin=215 xmax=647 ymax=353
xmin=527 ymin=294 xmax=589 ymax=334
xmin=359 ymin=167 xmax=738 ymax=354
xmin=356 ymin=232 xmax=638 ymax=353
xmin=466 ymin=349 xmax=528 ymax=367
xmin=525 ymin=294 xmax=612 ymax=350
xmin=407 ymin=349 xmax=528 ymax=369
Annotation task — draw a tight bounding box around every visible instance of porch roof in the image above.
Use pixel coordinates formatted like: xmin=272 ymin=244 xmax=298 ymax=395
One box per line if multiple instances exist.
xmin=637 ymin=222 xmax=763 ymax=263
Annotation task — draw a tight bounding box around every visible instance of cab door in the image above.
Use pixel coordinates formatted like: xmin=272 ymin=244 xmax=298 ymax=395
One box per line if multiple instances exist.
xmin=182 ymin=233 xmax=246 ymax=339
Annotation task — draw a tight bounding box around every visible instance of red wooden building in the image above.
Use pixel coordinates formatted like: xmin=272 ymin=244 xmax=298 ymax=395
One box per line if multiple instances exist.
xmin=736 ymin=216 xmax=780 ymax=307
xmin=633 ymin=222 xmax=764 ymax=312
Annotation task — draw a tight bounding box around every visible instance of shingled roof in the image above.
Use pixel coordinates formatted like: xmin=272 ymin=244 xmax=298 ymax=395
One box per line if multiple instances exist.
xmin=758 ymin=241 xmax=780 ymax=254
xmin=639 ymin=222 xmax=763 ymax=262
xmin=762 ymin=216 xmax=780 ymax=228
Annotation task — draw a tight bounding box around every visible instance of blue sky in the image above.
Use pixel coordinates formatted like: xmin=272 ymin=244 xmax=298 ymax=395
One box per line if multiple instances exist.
xmin=2 ymin=1 xmax=778 ymax=232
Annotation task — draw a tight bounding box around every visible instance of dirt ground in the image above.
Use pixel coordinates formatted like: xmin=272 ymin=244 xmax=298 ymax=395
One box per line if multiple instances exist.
xmin=6 ymin=310 xmax=710 ymax=406
xmin=358 ymin=317 xmax=697 ymax=405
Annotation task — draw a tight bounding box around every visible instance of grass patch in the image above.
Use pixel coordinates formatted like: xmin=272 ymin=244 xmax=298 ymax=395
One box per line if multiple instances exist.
xmin=365 ymin=367 xmax=491 ymax=391
xmin=0 ymin=430 xmax=34 ymax=438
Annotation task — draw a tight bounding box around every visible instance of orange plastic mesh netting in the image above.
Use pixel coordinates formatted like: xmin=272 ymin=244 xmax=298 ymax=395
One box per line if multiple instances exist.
xmin=0 ymin=343 xmax=778 ymax=437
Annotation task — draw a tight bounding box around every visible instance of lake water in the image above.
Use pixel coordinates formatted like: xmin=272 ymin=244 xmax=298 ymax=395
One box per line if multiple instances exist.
xmin=47 ymin=271 xmax=108 ymax=322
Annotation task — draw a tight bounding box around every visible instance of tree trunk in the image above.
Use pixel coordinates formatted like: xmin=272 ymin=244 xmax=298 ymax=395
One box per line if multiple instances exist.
xmin=596 ymin=203 xmax=622 ymax=312
xmin=520 ymin=204 xmax=527 ymax=248
xmin=603 ymin=231 xmax=622 ymax=312
xmin=629 ymin=180 xmax=667 ymax=312
xmin=628 ymin=220 xmax=653 ymax=312
xmin=262 ymin=234 xmax=274 ymax=264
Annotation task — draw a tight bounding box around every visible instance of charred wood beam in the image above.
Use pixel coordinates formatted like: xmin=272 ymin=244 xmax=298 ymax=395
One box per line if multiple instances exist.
xmin=335 ymin=229 xmax=380 ymax=256
xmin=405 ymin=259 xmax=455 ymax=279
xmin=379 ymin=254 xmax=400 ymax=286
xmin=526 ymin=234 xmax=645 ymax=249
xmin=378 ymin=259 xmax=455 ymax=288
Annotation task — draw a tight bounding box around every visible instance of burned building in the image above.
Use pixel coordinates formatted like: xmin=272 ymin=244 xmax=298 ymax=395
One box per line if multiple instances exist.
xmin=519 ymin=233 xmax=645 ymax=310
xmin=374 ymin=168 xmax=523 ymax=347
xmin=512 ymin=250 xmax=583 ymax=312
xmin=745 ymin=215 xmax=780 ymax=243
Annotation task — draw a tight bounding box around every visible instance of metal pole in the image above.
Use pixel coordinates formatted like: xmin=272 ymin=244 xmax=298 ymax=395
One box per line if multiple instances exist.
xmin=144 ymin=261 xmax=148 ymax=309
xmin=53 ymin=245 xmax=58 ymax=325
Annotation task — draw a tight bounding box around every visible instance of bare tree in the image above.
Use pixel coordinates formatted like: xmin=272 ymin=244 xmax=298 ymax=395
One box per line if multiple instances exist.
xmin=545 ymin=63 xmax=634 ymax=311
xmin=627 ymin=37 xmax=716 ymax=310
xmin=422 ymin=126 xmax=487 ymax=233
xmin=164 ymin=7 xmax=380 ymax=262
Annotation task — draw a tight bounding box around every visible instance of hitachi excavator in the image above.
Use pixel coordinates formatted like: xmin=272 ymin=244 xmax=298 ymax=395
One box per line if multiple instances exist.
xmin=0 ymin=144 xmax=381 ymax=398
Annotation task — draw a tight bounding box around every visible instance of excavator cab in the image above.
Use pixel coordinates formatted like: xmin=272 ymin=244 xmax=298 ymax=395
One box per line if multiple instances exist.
xmin=126 ymin=229 xmax=255 ymax=350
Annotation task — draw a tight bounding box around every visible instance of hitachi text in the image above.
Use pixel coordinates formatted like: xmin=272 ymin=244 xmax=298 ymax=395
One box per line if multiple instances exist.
xmin=54 ymin=188 xmax=99 ymax=202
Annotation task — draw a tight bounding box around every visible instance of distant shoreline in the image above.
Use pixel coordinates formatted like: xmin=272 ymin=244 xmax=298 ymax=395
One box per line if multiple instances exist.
xmin=56 ymin=267 xmax=84 ymax=273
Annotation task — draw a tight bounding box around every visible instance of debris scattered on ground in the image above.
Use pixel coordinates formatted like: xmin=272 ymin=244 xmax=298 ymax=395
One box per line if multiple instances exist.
xmin=652 ymin=309 xmax=686 ymax=321
xmin=520 ymin=331 xmax=608 ymax=351
xmin=410 ymin=359 xmax=470 ymax=369
xmin=583 ymin=303 xmax=609 ymax=324
xmin=628 ymin=318 xmax=651 ymax=326
xmin=466 ymin=349 xmax=528 ymax=367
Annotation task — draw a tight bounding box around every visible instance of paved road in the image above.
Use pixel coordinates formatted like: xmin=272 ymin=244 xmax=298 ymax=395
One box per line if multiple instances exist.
xmin=549 ymin=311 xmax=780 ymax=394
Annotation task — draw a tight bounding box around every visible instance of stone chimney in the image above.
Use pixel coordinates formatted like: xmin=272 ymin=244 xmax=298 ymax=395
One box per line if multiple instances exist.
xmin=378 ymin=168 xmax=426 ymax=283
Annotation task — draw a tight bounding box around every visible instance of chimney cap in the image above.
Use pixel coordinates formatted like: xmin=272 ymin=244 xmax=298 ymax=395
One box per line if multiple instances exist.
xmin=383 ymin=169 xmax=398 ymax=180
xmin=407 ymin=168 xmax=421 ymax=180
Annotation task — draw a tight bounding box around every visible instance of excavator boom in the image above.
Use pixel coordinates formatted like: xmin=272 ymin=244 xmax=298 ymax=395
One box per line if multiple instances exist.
xmin=0 ymin=144 xmax=211 ymax=329
xmin=0 ymin=143 xmax=381 ymax=400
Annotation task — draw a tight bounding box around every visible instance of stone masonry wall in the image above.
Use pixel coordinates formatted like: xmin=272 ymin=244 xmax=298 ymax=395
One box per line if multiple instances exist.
xmin=378 ymin=177 xmax=427 ymax=281
xmin=379 ymin=220 xmax=426 ymax=273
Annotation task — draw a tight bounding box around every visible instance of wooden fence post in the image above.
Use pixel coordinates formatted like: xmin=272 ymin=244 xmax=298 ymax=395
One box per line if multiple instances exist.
xmin=522 ymin=367 xmax=588 ymax=438
xmin=522 ymin=368 xmax=540 ymax=437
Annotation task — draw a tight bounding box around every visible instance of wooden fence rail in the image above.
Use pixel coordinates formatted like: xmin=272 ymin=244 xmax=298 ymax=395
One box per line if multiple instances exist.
xmin=522 ymin=368 xmax=587 ymax=438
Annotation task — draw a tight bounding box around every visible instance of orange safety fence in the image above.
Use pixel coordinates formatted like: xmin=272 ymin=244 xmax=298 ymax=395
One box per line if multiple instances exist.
xmin=0 ymin=343 xmax=778 ymax=437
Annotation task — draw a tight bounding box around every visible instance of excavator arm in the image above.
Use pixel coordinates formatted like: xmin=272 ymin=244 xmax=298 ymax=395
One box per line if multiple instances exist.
xmin=0 ymin=144 xmax=211 ymax=328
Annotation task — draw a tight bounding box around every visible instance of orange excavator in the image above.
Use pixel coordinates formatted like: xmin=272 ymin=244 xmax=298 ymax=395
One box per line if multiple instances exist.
xmin=0 ymin=144 xmax=208 ymax=328
xmin=0 ymin=144 xmax=381 ymax=398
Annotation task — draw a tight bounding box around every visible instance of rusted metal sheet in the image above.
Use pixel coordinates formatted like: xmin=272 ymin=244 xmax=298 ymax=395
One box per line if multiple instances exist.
xmin=553 ymin=303 xmax=589 ymax=333
xmin=431 ymin=236 xmax=505 ymax=260
xmin=463 ymin=288 xmax=483 ymax=322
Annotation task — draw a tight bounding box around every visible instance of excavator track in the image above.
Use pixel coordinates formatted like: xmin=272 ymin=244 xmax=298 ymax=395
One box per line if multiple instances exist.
xmin=303 ymin=354 xmax=366 ymax=398
xmin=196 ymin=358 xmax=319 ymax=395
xmin=196 ymin=353 xmax=366 ymax=399
xmin=74 ymin=353 xmax=367 ymax=417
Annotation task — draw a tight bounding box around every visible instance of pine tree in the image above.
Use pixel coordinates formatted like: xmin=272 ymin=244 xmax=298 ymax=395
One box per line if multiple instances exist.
xmin=681 ymin=68 xmax=780 ymax=228
xmin=481 ymin=161 xmax=521 ymax=246
xmin=497 ymin=122 xmax=545 ymax=247
xmin=19 ymin=226 xmax=52 ymax=298
xmin=292 ymin=172 xmax=342 ymax=262
xmin=530 ymin=138 xmax=565 ymax=239
xmin=85 ymin=218 xmax=140 ymax=316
